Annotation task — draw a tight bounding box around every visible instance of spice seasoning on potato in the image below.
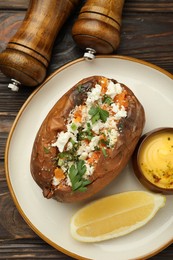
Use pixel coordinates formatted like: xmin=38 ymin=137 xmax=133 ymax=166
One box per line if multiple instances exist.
xmin=30 ymin=76 xmax=145 ymax=203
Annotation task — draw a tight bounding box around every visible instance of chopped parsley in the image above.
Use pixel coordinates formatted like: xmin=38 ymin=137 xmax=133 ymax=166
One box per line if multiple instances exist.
xmin=103 ymin=95 xmax=113 ymax=105
xmin=99 ymin=137 xmax=110 ymax=147
xmin=69 ymin=160 xmax=91 ymax=191
xmin=89 ymin=105 xmax=109 ymax=124
xmin=43 ymin=146 xmax=50 ymax=154
xmin=101 ymin=147 xmax=108 ymax=157
xmin=71 ymin=123 xmax=77 ymax=131
xmin=77 ymin=84 xmax=83 ymax=93
xmin=58 ymin=151 xmax=73 ymax=161
xmin=77 ymin=123 xmax=94 ymax=141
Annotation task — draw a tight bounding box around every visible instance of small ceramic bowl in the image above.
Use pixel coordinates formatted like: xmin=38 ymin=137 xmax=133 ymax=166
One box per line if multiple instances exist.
xmin=132 ymin=127 xmax=173 ymax=194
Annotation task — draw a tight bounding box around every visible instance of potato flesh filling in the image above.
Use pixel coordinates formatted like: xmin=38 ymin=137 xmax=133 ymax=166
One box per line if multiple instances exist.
xmin=52 ymin=78 xmax=128 ymax=191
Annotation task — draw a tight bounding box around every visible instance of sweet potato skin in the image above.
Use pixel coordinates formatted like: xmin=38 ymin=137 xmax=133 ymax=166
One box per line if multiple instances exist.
xmin=30 ymin=76 xmax=145 ymax=202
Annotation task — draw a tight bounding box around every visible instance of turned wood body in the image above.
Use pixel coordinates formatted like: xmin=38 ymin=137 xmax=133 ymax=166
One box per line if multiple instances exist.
xmin=0 ymin=0 xmax=79 ymax=87
xmin=72 ymin=0 xmax=125 ymax=54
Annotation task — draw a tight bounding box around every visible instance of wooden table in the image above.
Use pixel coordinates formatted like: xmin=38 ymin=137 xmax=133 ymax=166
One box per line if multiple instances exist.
xmin=0 ymin=0 xmax=173 ymax=259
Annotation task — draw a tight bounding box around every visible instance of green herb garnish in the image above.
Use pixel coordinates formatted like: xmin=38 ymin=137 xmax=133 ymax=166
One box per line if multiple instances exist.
xmin=43 ymin=146 xmax=50 ymax=154
xmin=103 ymin=95 xmax=113 ymax=105
xmin=101 ymin=147 xmax=108 ymax=157
xmin=58 ymin=151 xmax=73 ymax=161
xmin=70 ymin=138 xmax=75 ymax=145
xmin=85 ymin=122 xmax=94 ymax=140
xmin=77 ymin=123 xmax=94 ymax=141
xmin=57 ymin=158 xmax=64 ymax=166
xmin=71 ymin=123 xmax=77 ymax=131
xmin=94 ymin=146 xmax=100 ymax=151
xmin=118 ymin=121 xmax=124 ymax=132
xmin=77 ymin=160 xmax=87 ymax=175
xmin=99 ymin=108 xmax=109 ymax=122
xmin=77 ymin=84 xmax=83 ymax=93
xmin=99 ymin=138 xmax=110 ymax=147
xmin=89 ymin=105 xmax=109 ymax=124
xmin=69 ymin=160 xmax=91 ymax=191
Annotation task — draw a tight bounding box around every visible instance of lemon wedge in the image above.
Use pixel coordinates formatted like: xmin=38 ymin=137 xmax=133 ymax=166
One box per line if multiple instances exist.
xmin=70 ymin=191 xmax=166 ymax=242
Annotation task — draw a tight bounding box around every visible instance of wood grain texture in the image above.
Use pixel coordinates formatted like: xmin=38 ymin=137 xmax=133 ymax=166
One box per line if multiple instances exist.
xmin=72 ymin=0 xmax=125 ymax=53
xmin=0 ymin=0 xmax=29 ymax=10
xmin=0 ymin=0 xmax=173 ymax=259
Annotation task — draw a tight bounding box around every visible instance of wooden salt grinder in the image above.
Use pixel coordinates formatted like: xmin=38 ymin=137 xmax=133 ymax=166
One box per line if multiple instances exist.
xmin=0 ymin=0 xmax=79 ymax=90
xmin=72 ymin=0 xmax=125 ymax=57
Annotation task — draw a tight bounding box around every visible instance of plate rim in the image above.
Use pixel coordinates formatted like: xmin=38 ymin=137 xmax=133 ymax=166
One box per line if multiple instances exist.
xmin=4 ymin=55 xmax=173 ymax=260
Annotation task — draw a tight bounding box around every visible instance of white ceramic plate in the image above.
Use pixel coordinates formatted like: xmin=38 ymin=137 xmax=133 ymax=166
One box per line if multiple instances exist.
xmin=5 ymin=56 xmax=173 ymax=260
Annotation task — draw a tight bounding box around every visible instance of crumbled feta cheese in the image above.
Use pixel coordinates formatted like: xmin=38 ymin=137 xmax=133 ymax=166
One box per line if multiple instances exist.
xmin=89 ymin=136 xmax=100 ymax=151
xmin=93 ymin=84 xmax=102 ymax=97
xmin=86 ymin=84 xmax=101 ymax=104
xmin=83 ymin=163 xmax=94 ymax=178
xmin=78 ymin=139 xmax=100 ymax=155
xmin=115 ymin=107 xmax=127 ymax=120
xmin=52 ymin=176 xmax=60 ymax=186
xmin=115 ymin=83 xmax=123 ymax=94
xmin=109 ymin=129 xmax=118 ymax=146
xmin=105 ymin=81 xmax=115 ymax=99
xmin=77 ymin=141 xmax=88 ymax=155
xmin=92 ymin=120 xmax=104 ymax=134
xmin=111 ymin=103 xmax=119 ymax=113
xmin=52 ymin=131 xmax=72 ymax=152
xmin=104 ymin=116 xmax=118 ymax=129
xmin=106 ymin=81 xmax=123 ymax=99
xmin=79 ymin=151 xmax=88 ymax=160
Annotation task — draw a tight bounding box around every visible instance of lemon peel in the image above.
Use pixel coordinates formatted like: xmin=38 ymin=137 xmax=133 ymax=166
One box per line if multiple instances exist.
xmin=70 ymin=191 xmax=166 ymax=242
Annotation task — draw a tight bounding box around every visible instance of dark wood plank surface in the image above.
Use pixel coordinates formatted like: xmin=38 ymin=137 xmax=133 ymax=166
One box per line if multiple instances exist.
xmin=0 ymin=0 xmax=173 ymax=259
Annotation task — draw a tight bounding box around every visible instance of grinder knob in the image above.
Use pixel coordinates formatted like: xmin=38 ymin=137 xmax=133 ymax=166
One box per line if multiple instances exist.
xmin=0 ymin=0 xmax=79 ymax=88
xmin=72 ymin=0 xmax=125 ymax=54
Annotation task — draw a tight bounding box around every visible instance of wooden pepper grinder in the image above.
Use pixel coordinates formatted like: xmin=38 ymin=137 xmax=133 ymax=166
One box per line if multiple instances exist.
xmin=72 ymin=0 xmax=125 ymax=58
xmin=0 ymin=0 xmax=79 ymax=90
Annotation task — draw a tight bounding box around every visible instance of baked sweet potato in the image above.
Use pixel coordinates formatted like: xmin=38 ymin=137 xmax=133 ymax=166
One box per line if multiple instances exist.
xmin=30 ymin=76 xmax=145 ymax=203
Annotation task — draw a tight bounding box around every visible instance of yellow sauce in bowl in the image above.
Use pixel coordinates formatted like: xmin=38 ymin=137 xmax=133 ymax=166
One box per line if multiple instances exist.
xmin=139 ymin=131 xmax=173 ymax=189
